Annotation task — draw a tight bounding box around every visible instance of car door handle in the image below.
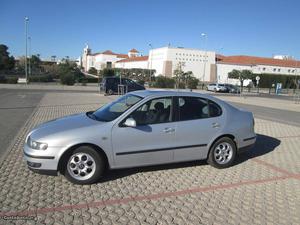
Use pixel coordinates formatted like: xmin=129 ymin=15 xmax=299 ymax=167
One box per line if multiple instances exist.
xmin=163 ymin=128 xmax=175 ymax=133
xmin=212 ymin=122 xmax=220 ymax=128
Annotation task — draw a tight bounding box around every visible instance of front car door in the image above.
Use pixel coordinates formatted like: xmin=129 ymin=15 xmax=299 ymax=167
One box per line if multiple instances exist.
xmin=111 ymin=96 xmax=176 ymax=168
xmin=174 ymin=96 xmax=224 ymax=162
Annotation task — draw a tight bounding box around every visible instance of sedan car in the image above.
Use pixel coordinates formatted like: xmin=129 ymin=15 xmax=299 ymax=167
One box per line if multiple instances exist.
xmin=206 ymin=83 xmax=227 ymax=92
xmin=24 ymin=90 xmax=256 ymax=184
xmin=224 ymin=84 xmax=240 ymax=93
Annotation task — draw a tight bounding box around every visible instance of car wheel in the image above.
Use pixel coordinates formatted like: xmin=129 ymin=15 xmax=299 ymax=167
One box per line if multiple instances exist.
xmin=207 ymin=137 xmax=236 ymax=168
xmin=107 ymin=89 xmax=113 ymax=95
xmin=214 ymin=88 xmax=217 ymax=92
xmin=64 ymin=146 xmax=105 ymax=184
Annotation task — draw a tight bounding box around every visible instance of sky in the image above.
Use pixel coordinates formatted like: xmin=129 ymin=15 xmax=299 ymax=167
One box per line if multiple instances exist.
xmin=0 ymin=0 xmax=299 ymax=60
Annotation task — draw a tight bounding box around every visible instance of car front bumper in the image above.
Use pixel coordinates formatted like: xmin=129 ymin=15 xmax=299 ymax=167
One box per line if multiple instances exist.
xmin=23 ymin=144 xmax=62 ymax=175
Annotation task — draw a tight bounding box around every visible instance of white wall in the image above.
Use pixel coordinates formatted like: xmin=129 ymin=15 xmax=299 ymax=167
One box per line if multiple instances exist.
xmin=115 ymin=60 xmax=148 ymax=69
xmin=217 ymin=63 xmax=300 ymax=86
xmin=149 ymin=47 xmax=216 ymax=81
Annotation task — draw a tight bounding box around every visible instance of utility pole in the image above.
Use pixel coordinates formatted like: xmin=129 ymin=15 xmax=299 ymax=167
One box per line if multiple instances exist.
xmin=28 ymin=36 xmax=31 ymax=78
xmin=201 ymin=33 xmax=207 ymax=83
xmin=149 ymin=44 xmax=153 ymax=85
xmin=25 ymin=17 xmax=29 ymax=84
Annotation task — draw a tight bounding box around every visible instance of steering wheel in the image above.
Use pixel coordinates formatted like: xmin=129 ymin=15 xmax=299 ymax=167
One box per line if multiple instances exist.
xmin=145 ymin=110 xmax=157 ymax=123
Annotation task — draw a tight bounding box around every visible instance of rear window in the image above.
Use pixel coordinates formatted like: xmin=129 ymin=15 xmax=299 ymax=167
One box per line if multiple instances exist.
xmin=209 ymin=100 xmax=222 ymax=117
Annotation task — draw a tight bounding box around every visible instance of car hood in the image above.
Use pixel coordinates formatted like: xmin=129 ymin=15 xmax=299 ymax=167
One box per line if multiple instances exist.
xmin=29 ymin=113 xmax=104 ymax=146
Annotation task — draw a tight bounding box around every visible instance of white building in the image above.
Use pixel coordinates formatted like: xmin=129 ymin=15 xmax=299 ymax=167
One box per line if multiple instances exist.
xmin=216 ymin=55 xmax=300 ymax=85
xmin=81 ymin=45 xmax=300 ymax=84
xmin=115 ymin=46 xmax=216 ymax=81
xmin=82 ymin=45 xmax=139 ymax=72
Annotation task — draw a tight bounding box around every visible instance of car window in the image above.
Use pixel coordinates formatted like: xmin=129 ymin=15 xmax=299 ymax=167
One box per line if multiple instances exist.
xmin=129 ymin=97 xmax=173 ymax=125
xmin=178 ymin=97 xmax=209 ymax=121
xmin=209 ymin=100 xmax=222 ymax=117
xmin=92 ymin=94 xmax=142 ymax=121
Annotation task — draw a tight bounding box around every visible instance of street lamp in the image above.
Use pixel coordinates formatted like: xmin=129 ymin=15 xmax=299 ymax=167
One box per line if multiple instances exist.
xmin=28 ymin=36 xmax=31 ymax=77
xmin=201 ymin=33 xmax=207 ymax=83
xmin=149 ymin=43 xmax=153 ymax=84
xmin=25 ymin=17 xmax=29 ymax=83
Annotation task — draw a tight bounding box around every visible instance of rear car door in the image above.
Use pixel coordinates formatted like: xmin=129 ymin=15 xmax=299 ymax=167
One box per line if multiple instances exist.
xmin=173 ymin=96 xmax=224 ymax=161
xmin=111 ymin=96 xmax=176 ymax=168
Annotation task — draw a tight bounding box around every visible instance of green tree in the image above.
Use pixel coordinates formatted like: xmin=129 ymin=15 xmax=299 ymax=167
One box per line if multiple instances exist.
xmin=101 ymin=68 xmax=115 ymax=77
xmin=228 ymin=69 xmax=254 ymax=92
xmin=153 ymin=76 xmax=175 ymax=88
xmin=0 ymin=44 xmax=15 ymax=71
xmin=88 ymin=67 xmax=98 ymax=75
xmin=30 ymin=55 xmax=41 ymax=68
xmin=58 ymin=62 xmax=83 ymax=85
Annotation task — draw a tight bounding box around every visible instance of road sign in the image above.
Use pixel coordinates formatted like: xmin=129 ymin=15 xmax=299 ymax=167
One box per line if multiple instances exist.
xmin=256 ymin=76 xmax=260 ymax=81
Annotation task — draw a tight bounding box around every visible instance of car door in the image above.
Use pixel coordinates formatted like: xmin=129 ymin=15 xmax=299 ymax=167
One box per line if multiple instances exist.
xmin=111 ymin=96 xmax=176 ymax=168
xmin=173 ymin=96 xmax=224 ymax=162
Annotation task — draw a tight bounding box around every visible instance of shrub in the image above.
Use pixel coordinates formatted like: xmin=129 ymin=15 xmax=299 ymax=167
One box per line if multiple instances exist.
xmin=136 ymin=79 xmax=145 ymax=86
xmin=29 ymin=75 xmax=53 ymax=82
xmin=153 ymin=76 xmax=175 ymax=88
xmin=6 ymin=77 xmax=18 ymax=84
xmin=187 ymin=77 xmax=199 ymax=89
xmin=254 ymin=73 xmax=299 ymax=88
xmin=178 ymin=82 xmax=186 ymax=89
xmin=0 ymin=75 xmax=7 ymax=83
xmin=60 ymin=73 xmax=75 ymax=85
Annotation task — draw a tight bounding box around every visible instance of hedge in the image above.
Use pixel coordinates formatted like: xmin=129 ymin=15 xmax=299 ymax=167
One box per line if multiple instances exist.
xmin=28 ymin=75 xmax=54 ymax=82
xmin=253 ymin=73 xmax=299 ymax=88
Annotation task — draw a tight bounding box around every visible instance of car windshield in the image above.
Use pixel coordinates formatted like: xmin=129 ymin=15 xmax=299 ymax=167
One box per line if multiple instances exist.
xmin=218 ymin=84 xmax=225 ymax=86
xmin=90 ymin=94 xmax=142 ymax=122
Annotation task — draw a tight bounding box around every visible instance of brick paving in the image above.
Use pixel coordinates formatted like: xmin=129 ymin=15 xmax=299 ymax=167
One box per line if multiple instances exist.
xmin=0 ymin=92 xmax=299 ymax=225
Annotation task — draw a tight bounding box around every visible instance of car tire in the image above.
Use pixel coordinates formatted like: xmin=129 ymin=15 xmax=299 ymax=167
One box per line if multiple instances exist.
xmin=107 ymin=89 xmax=113 ymax=95
xmin=63 ymin=146 xmax=105 ymax=185
xmin=207 ymin=137 xmax=237 ymax=169
xmin=214 ymin=88 xmax=217 ymax=92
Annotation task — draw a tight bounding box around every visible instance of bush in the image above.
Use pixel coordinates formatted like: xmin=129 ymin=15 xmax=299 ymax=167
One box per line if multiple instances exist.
xmin=6 ymin=77 xmax=18 ymax=84
xmin=153 ymin=76 xmax=175 ymax=88
xmin=178 ymin=82 xmax=186 ymax=89
xmin=0 ymin=75 xmax=7 ymax=83
xmin=252 ymin=73 xmax=298 ymax=88
xmin=136 ymin=79 xmax=145 ymax=86
xmin=29 ymin=75 xmax=53 ymax=82
xmin=60 ymin=73 xmax=75 ymax=85
xmin=187 ymin=77 xmax=199 ymax=89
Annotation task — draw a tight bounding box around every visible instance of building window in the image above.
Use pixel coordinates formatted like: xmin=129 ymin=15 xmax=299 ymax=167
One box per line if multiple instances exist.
xmin=278 ymin=69 xmax=281 ymax=72
xmin=273 ymin=68 xmax=276 ymax=72
xmin=288 ymin=69 xmax=291 ymax=73
xmin=263 ymin=68 xmax=266 ymax=71
xmin=292 ymin=70 xmax=295 ymax=73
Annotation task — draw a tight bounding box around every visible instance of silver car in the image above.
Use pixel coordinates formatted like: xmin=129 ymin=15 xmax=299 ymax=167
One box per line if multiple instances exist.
xmin=24 ymin=90 xmax=256 ymax=184
xmin=207 ymin=83 xmax=227 ymax=92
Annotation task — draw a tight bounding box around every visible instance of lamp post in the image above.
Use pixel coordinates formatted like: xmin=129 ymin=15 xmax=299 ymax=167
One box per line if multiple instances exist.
xmin=28 ymin=36 xmax=31 ymax=78
xmin=201 ymin=33 xmax=207 ymax=83
xmin=149 ymin=43 xmax=153 ymax=85
xmin=25 ymin=17 xmax=29 ymax=83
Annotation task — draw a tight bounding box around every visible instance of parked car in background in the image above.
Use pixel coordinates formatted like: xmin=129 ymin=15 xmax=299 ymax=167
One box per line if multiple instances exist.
xmin=100 ymin=77 xmax=145 ymax=95
xmin=24 ymin=90 xmax=256 ymax=184
xmin=224 ymin=84 xmax=240 ymax=93
xmin=206 ymin=83 xmax=227 ymax=92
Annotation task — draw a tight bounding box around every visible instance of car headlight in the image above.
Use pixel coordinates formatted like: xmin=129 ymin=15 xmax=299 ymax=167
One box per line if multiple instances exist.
xmin=27 ymin=136 xmax=48 ymax=150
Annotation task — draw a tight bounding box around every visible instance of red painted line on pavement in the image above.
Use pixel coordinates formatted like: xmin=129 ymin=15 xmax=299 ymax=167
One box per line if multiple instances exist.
xmin=252 ymin=158 xmax=300 ymax=179
xmin=0 ymin=175 xmax=292 ymax=217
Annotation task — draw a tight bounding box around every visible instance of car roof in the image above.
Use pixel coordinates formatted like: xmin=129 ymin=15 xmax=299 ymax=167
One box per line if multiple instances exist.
xmin=130 ymin=90 xmax=221 ymax=101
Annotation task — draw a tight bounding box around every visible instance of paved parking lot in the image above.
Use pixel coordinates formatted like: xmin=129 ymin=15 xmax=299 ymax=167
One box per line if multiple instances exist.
xmin=0 ymin=91 xmax=299 ymax=225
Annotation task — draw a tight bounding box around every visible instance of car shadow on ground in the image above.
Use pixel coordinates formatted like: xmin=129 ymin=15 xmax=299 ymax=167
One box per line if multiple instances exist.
xmin=100 ymin=133 xmax=280 ymax=183
xmin=234 ymin=133 xmax=280 ymax=165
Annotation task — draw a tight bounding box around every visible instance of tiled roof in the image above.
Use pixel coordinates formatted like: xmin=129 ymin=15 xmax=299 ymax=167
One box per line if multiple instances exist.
xmin=90 ymin=50 xmax=128 ymax=58
xmin=129 ymin=48 xmax=139 ymax=53
xmin=217 ymin=55 xmax=300 ymax=68
xmin=116 ymin=56 xmax=149 ymax=63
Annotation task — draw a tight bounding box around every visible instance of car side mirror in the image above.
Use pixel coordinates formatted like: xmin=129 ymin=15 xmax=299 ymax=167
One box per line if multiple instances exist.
xmin=124 ymin=118 xmax=136 ymax=127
